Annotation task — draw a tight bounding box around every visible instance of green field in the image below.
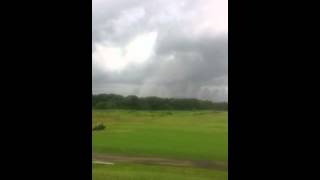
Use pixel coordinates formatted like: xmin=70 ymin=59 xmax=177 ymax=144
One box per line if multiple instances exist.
xmin=92 ymin=110 xmax=228 ymax=180
xmin=93 ymin=163 xmax=227 ymax=180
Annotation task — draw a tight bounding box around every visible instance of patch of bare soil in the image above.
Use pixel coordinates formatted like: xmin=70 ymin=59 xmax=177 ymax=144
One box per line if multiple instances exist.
xmin=92 ymin=153 xmax=227 ymax=171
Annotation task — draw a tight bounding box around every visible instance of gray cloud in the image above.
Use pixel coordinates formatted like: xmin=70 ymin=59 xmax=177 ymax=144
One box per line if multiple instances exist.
xmin=92 ymin=0 xmax=228 ymax=102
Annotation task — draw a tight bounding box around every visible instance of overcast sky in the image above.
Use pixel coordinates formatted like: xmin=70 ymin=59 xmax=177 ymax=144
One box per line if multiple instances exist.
xmin=92 ymin=0 xmax=228 ymax=102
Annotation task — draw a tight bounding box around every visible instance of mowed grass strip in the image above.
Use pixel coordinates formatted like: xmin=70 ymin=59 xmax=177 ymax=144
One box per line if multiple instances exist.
xmin=92 ymin=163 xmax=228 ymax=180
xmin=92 ymin=110 xmax=228 ymax=162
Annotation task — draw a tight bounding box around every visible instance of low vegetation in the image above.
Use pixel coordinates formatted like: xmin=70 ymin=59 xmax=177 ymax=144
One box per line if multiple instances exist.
xmin=93 ymin=123 xmax=106 ymax=131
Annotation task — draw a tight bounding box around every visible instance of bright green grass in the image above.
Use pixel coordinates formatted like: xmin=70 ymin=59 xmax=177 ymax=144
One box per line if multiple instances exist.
xmin=92 ymin=110 xmax=228 ymax=162
xmin=93 ymin=163 xmax=228 ymax=180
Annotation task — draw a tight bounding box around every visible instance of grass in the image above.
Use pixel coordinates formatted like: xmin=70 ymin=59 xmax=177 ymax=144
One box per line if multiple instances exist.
xmin=93 ymin=110 xmax=228 ymax=162
xmin=92 ymin=110 xmax=228 ymax=179
xmin=93 ymin=163 xmax=228 ymax=180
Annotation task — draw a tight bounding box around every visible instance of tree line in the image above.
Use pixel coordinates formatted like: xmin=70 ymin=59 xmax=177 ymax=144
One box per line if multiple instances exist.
xmin=92 ymin=94 xmax=228 ymax=111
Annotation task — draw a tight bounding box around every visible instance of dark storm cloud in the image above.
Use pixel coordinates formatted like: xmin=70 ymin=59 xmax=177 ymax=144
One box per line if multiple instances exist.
xmin=92 ymin=0 xmax=228 ymax=102
xmin=138 ymin=35 xmax=228 ymax=101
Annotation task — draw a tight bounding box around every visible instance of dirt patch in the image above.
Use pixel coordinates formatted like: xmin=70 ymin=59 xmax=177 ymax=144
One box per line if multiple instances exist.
xmin=92 ymin=153 xmax=227 ymax=171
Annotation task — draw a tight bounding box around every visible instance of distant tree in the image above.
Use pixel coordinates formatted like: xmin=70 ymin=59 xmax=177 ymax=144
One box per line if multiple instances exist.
xmin=125 ymin=95 xmax=140 ymax=109
xmin=92 ymin=94 xmax=228 ymax=111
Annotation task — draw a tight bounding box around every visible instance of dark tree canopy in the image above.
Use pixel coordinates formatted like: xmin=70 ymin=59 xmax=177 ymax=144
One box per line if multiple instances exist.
xmin=92 ymin=94 xmax=228 ymax=111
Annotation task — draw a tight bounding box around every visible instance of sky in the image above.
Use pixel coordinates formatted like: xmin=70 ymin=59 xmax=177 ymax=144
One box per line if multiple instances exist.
xmin=92 ymin=0 xmax=228 ymax=102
